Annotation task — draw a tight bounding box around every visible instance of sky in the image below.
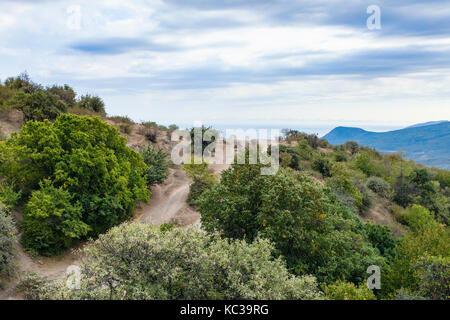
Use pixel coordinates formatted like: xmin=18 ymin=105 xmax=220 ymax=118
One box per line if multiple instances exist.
xmin=1 ymin=0 xmax=450 ymax=136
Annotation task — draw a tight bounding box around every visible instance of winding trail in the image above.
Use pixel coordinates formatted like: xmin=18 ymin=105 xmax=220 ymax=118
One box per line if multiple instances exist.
xmin=0 ymin=162 xmax=229 ymax=299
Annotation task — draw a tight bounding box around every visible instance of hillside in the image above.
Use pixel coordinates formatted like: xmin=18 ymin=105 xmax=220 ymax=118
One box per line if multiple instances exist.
xmin=323 ymin=121 xmax=450 ymax=169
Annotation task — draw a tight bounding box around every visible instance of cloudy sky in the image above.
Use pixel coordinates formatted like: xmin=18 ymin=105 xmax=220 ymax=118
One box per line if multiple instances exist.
xmin=1 ymin=0 xmax=449 ymax=135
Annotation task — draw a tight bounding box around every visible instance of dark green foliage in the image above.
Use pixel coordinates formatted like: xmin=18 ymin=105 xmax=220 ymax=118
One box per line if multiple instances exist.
xmin=47 ymin=85 xmax=76 ymax=107
xmin=197 ymin=164 xmax=383 ymax=284
xmin=364 ymin=222 xmax=396 ymax=259
xmin=312 ymin=156 xmax=332 ymax=177
xmin=21 ymin=180 xmax=89 ymax=256
xmin=279 ymin=145 xmax=301 ymax=170
xmin=77 ymin=94 xmax=105 ymax=114
xmin=140 ymin=145 xmax=169 ymax=185
xmin=8 ymin=91 xmax=67 ymax=122
xmin=1 ymin=114 xmax=149 ymax=255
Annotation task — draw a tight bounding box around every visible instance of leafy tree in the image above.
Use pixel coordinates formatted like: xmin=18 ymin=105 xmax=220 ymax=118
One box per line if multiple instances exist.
xmin=8 ymin=91 xmax=67 ymax=122
xmin=77 ymin=94 xmax=105 ymax=114
xmin=47 ymin=85 xmax=76 ymax=107
xmin=41 ymin=223 xmax=323 ymax=300
xmin=363 ymin=222 xmax=397 ymax=259
xmin=197 ymin=164 xmax=383 ymax=284
xmin=140 ymin=145 xmax=169 ymax=185
xmin=1 ymin=114 xmax=149 ymax=254
xmin=312 ymin=155 xmax=332 ymax=177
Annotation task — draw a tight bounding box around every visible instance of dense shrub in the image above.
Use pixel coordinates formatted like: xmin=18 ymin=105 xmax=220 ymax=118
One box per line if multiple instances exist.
xmin=312 ymin=156 xmax=332 ymax=177
xmin=42 ymin=223 xmax=323 ymax=300
xmin=0 ymin=204 xmax=17 ymax=283
xmin=21 ymin=180 xmax=89 ymax=256
xmin=77 ymin=95 xmax=105 ymax=114
xmin=0 ymin=114 xmax=149 ymax=255
xmin=382 ymin=211 xmax=449 ymax=298
xmin=366 ymin=177 xmax=391 ymax=198
xmin=323 ymin=280 xmax=376 ymax=300
xmin=47 ymin=85 xmax=76 ymax=107
xmin=414 ymin=255 xmax=450 ymax=300
xmin=363 ymin=222 xmax=397 ymax=259
xmin=197 ymin=164 xmax=383 ymax=284
xmin=140 ymin=145 xmax=169 ymax=185
xmin=8 ymin=90 xmax=67 ymax=122
xmin=366 ymin=176 xmax=391 ymax=198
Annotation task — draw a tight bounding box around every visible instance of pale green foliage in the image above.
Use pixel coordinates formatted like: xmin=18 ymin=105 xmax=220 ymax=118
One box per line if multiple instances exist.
xmin=0 ymin=203 xmax=17 ymax=283
xmin=43 ymin=223 xmax=322 ymax=300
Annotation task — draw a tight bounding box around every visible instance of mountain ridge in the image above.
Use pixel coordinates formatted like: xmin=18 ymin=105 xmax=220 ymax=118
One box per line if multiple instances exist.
xmin=323 ymin=121 xmax=450 ymax=169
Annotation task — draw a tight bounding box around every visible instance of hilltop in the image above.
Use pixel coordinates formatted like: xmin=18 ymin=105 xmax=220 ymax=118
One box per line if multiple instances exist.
xmin=323 ymin=121 xmax=450 ymax=169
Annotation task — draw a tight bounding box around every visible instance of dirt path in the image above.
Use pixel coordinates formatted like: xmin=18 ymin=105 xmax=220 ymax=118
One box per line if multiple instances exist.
xmin=1 ymin=162 xmax=229 ymax=299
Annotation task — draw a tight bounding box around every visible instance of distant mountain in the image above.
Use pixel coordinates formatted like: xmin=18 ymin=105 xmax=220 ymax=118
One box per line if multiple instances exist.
xmin=406 ymin=120 xmax=449 ymax=128
xmin=323 ymin=121 xmax=450 ymax=170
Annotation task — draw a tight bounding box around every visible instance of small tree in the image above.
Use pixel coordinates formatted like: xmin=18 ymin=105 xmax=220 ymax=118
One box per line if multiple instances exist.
xmin=140 ymin=145 xmax=169 ymax=185
xmin=77 ymin=94 xmax=105 ymax=114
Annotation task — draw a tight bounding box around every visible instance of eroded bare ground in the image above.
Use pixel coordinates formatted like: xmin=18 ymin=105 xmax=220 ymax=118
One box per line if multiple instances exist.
xmin=0 ymin=160 xmax=230 ymax=300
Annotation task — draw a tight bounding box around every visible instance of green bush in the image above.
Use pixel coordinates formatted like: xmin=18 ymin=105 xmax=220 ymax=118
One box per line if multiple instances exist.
xmin=140 ymin=145 xmax=169 ymax=185
xmin=414 ymin=255 xmax=449 ymax=300
xmin=312 ymin=156 xmax=332 ymax=177
xmin=47 ymin=85 xmax=76 ymax=107
xmin=21 ymin=180 xmax=89 ymax=256
xmin=8 ymin=90 xmax=67 ymax=122
xmin=382 ymin=214 xmax=449 ymax=299
xmin=197 ymin=164 xmax=383 ymax=284
xmin=42 ymin=223 xmax=323 ymax=300
xmin=323 ymin=280 xmax=376 ymax=300
xmin=15 ymin=272 xmax=50 ymax=300
xmin=0 ymin=203 xmax=17 ymax=283
xmin=0 ymin=114 xmax=149 ymax=255
xmin=0 ymin=182 xmax=21 ymax=207
xmin=366 ymin=176 xmax=391 ymax=198
xmin=364 ymin=222 xmax=396 ymax=259
xmin=77 ymin=94 xmax=105 ymax=114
